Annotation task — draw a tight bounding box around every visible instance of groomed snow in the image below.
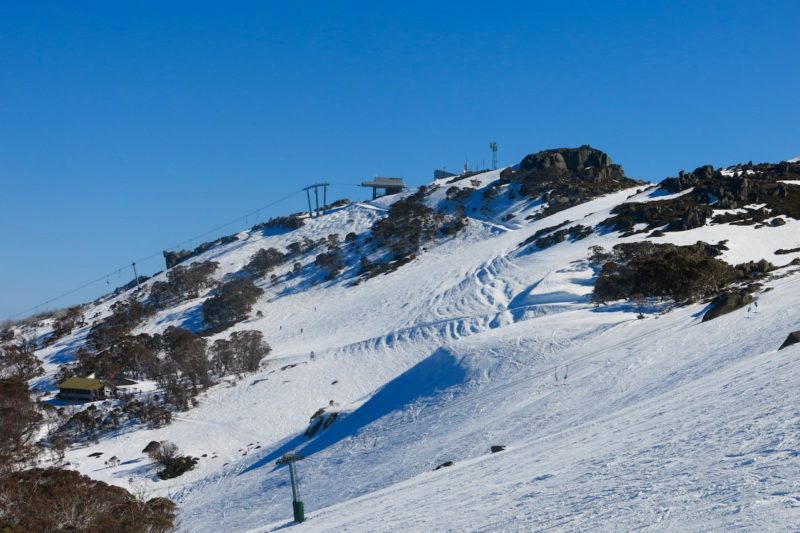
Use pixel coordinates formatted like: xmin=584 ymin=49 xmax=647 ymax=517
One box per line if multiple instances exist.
xmin=26 ymin=168 xmax=800 ymax=531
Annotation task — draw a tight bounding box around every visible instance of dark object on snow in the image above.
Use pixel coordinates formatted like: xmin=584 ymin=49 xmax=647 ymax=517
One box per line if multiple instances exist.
xmin=434 ymin=461 xmax=454 ymax=470
xmin=142 ymin=441 xmax=161 ymax=455
xmin=157 ymin=456 xmax=198 ymax=480
xmin=490 ymin=445 xmax=507 ymax=453
xmin=702 ymin=290 xmax=753 ymax=322
xmin=779 ymin=331 xmax=800 ymax=350
xmin=88 ymin=452 xmax=103 ymax=458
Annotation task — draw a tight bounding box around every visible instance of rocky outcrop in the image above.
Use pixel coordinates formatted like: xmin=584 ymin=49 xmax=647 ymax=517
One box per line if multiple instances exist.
xmin=702 ymin=290 xmax=754 ymax=322
xmin=779 ymin=331 xmax=800 ymax=350
xmin=502 ymin=146 xmax=643 ymax=218
xmin=603 ymin=160 xmax=800 ymax=236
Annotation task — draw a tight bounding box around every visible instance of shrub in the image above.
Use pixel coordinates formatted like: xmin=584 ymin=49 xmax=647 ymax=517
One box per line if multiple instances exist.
xmin=245 ymin=248 xmax=285 ymax=277
xmin=0 ymin=342 xmax=44 ymax=381
xmin=210 ymin=330 xmax=271 ymax=375
xmin=202 ymin=278 xmax=264 ymax=329
xmin=51 ymin=306 xmax=85 ymax=339
xmin=0 ymin=379 xmax=42 ymax=469
xmin=593 ymin=241 xmax=740 ymax=303
xmin=86 ymin=298 xmax=155 ymax=351
xmin=148 ymin=441 xmax=198 ymax=480
xmin=163 ymin=235 xmax=238 ymax=268
xmin=251 ymin=214 xmax=305 ymax=232
xmin=162 ymin=327 xmax=209 ymax=390
xmin=0 ymin=467 xmax=177 ymax=532
xmin=315 ymin=251 xmax=344 ymax=280
xmin=149 ymin=261 xmax=218 ymax=308
xmin=371 ymin=194 xmax=448 ymax=257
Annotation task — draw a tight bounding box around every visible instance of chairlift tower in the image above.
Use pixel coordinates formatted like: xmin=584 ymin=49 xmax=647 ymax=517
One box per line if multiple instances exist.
xmin=276 ymin=453 xmax=306 ymax=523
xmin=303 ymin=182 xmax=330 ymax=218
xmin=489 ymin=142 xmax=498 ymax=170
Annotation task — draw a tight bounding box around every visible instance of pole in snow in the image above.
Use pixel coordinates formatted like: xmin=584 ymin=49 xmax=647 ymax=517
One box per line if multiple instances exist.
xmin=276 ymin=453 xmax=306 ymax=523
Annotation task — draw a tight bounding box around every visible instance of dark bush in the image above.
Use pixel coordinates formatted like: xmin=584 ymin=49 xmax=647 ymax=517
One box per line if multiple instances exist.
xmin=371 ymin=193 xmax=450 ymax=257
xmin=315 ymin=251 xmax=344 ymax=280
xmin=157 ymin=455 xmax=198 ymax=480
xmin=245 ymin=248 xmax=285 ymax=277
xmin=593 ymin=241 xmax=741 ymax=303
xmin=210 ymin=330 xmax=271 ymax=375
xmin=164 ymin=235 xmax=238 ymax=269
xmin=149 ymin=261 xmax=218 ymax=308
xmin=86 ymin=298 xmax=155 ymax=351
xmin=0 ymin=467 xmax=177 ymax=532
xmin=0 ymin=341 xmax=44 ymax=381
xmin=50 ymin=306 xmax=85 ymax=339
xmin=202 ymin=278 xmax=264 ymax=329
xmin=251 ymin=213 xmax=305 ymax=232
xmin=0 ymin=379 xmax=42 ymax=469
xmin=162 ymin=327 xmax=209 ymax=390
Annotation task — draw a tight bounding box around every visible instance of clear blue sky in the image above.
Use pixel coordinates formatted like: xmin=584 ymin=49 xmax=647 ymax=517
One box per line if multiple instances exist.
xmin=2 ymin=1 xmax=799 ymax=319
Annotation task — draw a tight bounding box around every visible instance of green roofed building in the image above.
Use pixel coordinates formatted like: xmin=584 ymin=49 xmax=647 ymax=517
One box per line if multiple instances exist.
xmin=57 ymin=377 xmax=117 ymax=402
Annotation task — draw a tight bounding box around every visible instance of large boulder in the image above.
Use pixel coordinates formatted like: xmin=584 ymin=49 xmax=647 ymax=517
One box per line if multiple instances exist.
xmin=519 ymin=145 xmax=620 ymax=181
xmin=779 ymin=331 xmax=800 ymax=350
xmin=434 ymin=461 xmax=454 ymax=471
xmin=702 ymin=290 xmax=753 ymax=322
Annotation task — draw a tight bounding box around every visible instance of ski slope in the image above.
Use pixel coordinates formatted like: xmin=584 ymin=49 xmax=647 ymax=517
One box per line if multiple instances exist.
xmin=25 ymin=166 xmax=800 ymax=531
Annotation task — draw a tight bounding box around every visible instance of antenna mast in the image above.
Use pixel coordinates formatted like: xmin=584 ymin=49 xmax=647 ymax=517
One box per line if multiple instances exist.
xmin=489 ymin=142 xmax=498 ymax=170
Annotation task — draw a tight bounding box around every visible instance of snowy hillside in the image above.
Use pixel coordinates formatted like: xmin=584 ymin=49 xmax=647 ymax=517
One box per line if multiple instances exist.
xmin=11 ymin=147 xmax=800 ymax=531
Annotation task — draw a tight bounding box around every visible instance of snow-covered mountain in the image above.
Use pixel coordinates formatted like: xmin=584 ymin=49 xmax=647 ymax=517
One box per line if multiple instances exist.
xmin=14 ymin=147 xmax=800 ymax=531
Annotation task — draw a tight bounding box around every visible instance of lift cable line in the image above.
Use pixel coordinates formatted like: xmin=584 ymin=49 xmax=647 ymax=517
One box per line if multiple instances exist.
xmin=7 ymin=187 xmax=309 ymax=319
xmin=8 ymin=179 xmax=398 ymax=320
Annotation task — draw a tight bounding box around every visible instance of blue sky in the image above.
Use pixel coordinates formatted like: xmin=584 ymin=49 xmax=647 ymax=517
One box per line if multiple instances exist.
xmin=1 ymin=1 xmax=799 ymax=318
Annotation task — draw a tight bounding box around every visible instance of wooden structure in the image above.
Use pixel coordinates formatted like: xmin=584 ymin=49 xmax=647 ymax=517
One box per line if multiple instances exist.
xmin=57 ymin=377 xmax=117 ymax=402
xmin=361 ymin=177 xmax=406 ymax=199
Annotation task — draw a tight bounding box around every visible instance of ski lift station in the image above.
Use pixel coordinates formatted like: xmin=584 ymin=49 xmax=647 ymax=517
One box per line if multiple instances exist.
xmin=361 ymin=177 xmax=406 ymax=199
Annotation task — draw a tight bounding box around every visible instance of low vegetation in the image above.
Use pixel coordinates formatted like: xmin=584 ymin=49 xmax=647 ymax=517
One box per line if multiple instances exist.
xmin=0 ymin=467 xmax=177 ymax=532
xmin=147 ymin=440 xmax=198 ymax=480
xmin=149 ymin=260 xmax=219 ymax=308
xmin=591 ymin=241 xmax=742 ymax=304
xmin=244 ymin=247 xmax=285 ymax=277
xmin=164 ymin=235 xmax=238 ymax=269
xmin=202 ymin=277 xmax=264 ymax=329
xmin=362 ymin=187 xmax=467 ymax=278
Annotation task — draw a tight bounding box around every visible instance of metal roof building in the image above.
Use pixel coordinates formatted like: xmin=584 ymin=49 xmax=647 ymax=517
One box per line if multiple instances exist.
xmin=361 ymin=177 xmax=406 ymax=199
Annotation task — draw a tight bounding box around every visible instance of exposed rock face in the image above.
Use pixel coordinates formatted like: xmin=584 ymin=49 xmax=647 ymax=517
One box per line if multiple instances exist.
xmin=779 ymin=331 xmax=800 ymax=350
xmin=434 ymin=461 xmax=454 ymax=470
xmin=520 ymin=145 xmax=616 ymax=177
xmin=503 ymin=146 xmax=643 ymax=218
xmin=702 ymin=290 xmax=754 ymax=322
xmin=490 ymin=445 xmax=507 ymax=453
xmin=662 ymin=161 xmax=800 ymax=215
xmin=602 ymin=160 xmax=800 ymax=236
